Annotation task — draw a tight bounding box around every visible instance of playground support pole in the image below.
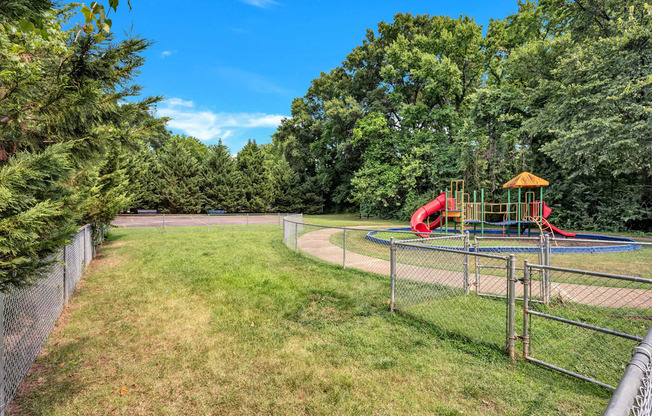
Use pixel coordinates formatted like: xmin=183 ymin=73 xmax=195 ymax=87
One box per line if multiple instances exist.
xmin=517 ymin=187 xmax=521 ymax=237
xmin=473 ymin=190 xmax=477 ymax=221
xmin=507 ymin=188 xmax=511 ymax=222
xmin=540 ymin=187 xmax=543 ymax=220
xmin=480 ymin=189 xmax=484 ymax=237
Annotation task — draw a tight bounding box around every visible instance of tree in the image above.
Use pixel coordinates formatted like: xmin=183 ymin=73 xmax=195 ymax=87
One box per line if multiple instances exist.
xmin=269 ymin=157 xmax=301 ymax=212
xmin=0 ymin=1 xmax=165 ymax=289
xmin=203 ymin=139 xmax=243 ymax=212
xmin=157 ymin=135 xmax=205 ymax=213
xmin=237 ymin=140 xmax=270 ymax=212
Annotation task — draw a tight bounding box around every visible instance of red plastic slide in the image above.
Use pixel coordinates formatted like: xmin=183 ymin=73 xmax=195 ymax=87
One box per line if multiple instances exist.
xmin=542 ymin=219 xmax=576 ymax=237
xmin=533 ymin=201 xmax=576 ymax=237
xmin=410 ymin=192 xmax=447 ymax=237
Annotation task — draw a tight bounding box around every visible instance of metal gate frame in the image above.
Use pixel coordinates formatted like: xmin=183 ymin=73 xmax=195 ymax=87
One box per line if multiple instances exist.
xmin=521 ymin=261 xmax=652 ymax=390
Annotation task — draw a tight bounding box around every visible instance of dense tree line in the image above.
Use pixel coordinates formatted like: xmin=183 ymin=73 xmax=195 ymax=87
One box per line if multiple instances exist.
xmin=3 ymin=0 xmax=651 ymax=291
xmin=0 ymin=1 xmax=166 ymax=289
xmin=273 ymin=0 xmax=652 ymax=232
xmin=130 ymin=135 xmax=302 ymax=213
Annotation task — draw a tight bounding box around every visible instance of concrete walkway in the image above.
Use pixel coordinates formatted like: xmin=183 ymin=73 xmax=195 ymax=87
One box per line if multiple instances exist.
xmin=298 ymin=227 xmax=652 ymax=309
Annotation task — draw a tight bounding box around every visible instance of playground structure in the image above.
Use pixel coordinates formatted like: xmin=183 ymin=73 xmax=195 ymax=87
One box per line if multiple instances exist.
xmin=410 ymin=172 xmax=575 ymax=238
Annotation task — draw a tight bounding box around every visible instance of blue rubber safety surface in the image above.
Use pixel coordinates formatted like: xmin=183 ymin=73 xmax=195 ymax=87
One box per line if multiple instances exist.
xmin=365 ymin=228 xmax=642 ymax=254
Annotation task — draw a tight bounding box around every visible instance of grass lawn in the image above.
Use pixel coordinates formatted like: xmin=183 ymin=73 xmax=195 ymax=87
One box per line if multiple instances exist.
xmin=326 ymin=228 xmax=652 ymax=281
xmin=11 ymin=225 xmax=611 ymax=415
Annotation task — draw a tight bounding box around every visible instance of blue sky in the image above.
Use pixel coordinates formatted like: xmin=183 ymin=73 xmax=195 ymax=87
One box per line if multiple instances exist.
xmin=110 ymin=0 xmax=520 ymax=152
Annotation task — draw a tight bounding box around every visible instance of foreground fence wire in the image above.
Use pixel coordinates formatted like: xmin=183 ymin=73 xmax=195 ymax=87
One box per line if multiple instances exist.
xmin=523 ymin=263 xmax=652 ymax=388
xmin=604 ymin=326 xmax=652 ymax=415
xmin=392 ymin=240 xmax=511 ymax=351
xmin=281 ymin=217 xmax=652 ymax=414
xmin=0 ymin=225 xmax=104 ymax=415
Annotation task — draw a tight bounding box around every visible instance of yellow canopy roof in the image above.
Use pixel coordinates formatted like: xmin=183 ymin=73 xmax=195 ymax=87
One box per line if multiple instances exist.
xmin=503 ymin=172 xmax=549 ymax=188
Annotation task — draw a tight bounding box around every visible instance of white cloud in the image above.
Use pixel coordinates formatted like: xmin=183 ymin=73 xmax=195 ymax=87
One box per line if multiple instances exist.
xmin=239 ymin=0 xmax=278 ymax=8
xmin=161 ymin=50 xmax=176 ymax=58
xmin=156 ymin=98 xmax=286 ymax=142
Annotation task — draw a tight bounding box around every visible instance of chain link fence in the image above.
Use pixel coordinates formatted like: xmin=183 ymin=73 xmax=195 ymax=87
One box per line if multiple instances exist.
xmin=523 ymin=263 xmax=652 ymax=389
xmin=281 ymin=217 xmax=652 ymax=414
xmin=0 ymin=224 xmax=104 ymax=415
xmin=392 ymin=240 xmax=511 ymax=351
xmin=114 ymin=212 xmax=290 ymax=233
xmin=632 ymin=355 xmax=652 ymax=416
xmin=282 ymin=218 xmax=460 ymax=276
xmin=604 ymin=326 xmax=652 ymax=416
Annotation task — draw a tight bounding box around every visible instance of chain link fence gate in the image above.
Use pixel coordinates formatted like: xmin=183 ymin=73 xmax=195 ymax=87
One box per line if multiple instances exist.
xmin=522 ymin=262 xmax=652 ymax=389
xmin=0 ymin=225 xmax=104 ymax=415
xmin=390 ymin=237 xmax=517 ymax=353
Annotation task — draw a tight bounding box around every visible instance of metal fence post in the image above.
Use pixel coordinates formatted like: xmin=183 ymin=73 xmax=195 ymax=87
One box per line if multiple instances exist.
xmin=390 ymin=237 xmax=396 ymax=312
xmin=507 ymin=254 xmax=516 ymax=360
xmin=295 ymin=222 xmax=298 ymax=253
xmin=463 ymin=231 xmax=470 ymax=295
xmin=278 ymin=212 xmax=281 ymax=229
xmin=0 ymin=290 xmax=5 ymax=416
xmin=543 ymin=234 xmax=551 ymax=304
xmin=522 ymin=259 xmax=530 ymax=360
xmin=82 ymin=225 xmax=87 ymax=270
xmin=342 ymin=229 xmax=347 ymax=270
xmin=63 ymin=246 xmax=68 ymax=306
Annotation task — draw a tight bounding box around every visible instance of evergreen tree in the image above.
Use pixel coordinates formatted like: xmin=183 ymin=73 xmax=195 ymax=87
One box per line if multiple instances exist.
xmin=203 ymin=140 xmax=243 ymax=212
xmin=0 ymin=144 xmax=78 ymax=290
xmin=157 ymin=136 xmax=205 ymax=213
xmin=0 ymin=2 xmax=164 ymax=289
xmin=269 ymin=157 xmax=301 ymax=212
xmin=130 ymin=147 xmax=164 ymax=211
xmin=237 ymin=140 xmax=270 ymax=212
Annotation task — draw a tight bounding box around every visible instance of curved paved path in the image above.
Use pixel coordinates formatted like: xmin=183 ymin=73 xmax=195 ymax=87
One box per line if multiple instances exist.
xmin=298 ymin=227 xmax=652 ymax=309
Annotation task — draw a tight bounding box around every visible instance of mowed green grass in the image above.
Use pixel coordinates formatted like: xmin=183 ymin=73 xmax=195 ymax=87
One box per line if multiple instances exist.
xmin=11 ymin=226 xmax=611 ymax=415
xmin=328 ymin=229 xmax=652 ymax=282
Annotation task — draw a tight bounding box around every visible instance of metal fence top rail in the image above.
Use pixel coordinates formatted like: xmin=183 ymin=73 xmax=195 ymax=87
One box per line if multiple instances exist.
xmin=549 ymin=238 xmax=652 ymax=246
xmin=476 ymin=236 xmax=543 ymax=241
xmin=395 ymin=241 xmax=509 ymax=260
xmin=119 ymin=212 xmax=289 ymax=217
xmin=399 ymin=234 xmax=466 ymax=244
xmin=528 ymin=263 xmax=652 ymax=284
xmin=282 ymin=218 xmax=446 ymax=235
